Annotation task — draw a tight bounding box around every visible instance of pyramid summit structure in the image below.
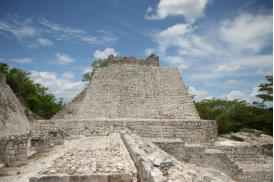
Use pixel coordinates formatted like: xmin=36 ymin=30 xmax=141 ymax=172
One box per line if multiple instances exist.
xmin=74 ymin=54 xmax=200 ymax=120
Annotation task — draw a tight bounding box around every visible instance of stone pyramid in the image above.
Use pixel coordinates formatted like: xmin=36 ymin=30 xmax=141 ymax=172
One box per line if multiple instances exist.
xmin=56 ymin=54 xmax=200 ymax=120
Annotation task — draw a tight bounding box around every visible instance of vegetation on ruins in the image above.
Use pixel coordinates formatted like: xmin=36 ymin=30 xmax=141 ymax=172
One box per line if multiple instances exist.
xmin=195 ymin=75 xmax=273 ymax=136
xmin=0 ymin=63 xmax=64 ymax=119
xmin=82 ymin=58 xmax=109 ymax=82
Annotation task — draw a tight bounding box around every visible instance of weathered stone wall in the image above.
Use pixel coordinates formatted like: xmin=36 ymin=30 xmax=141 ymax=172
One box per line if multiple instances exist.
xmin=0 ymin=73 xmax=30 ymax=138
xmin=215 ymin=142 xmax=266 ymax=164
xmin=30 ymin=136 xmax=50 ymax=153
xmin=108 ymin=54 xmax=159 ymax=66
xmin=153 ymin=139 xmax=272 ymax=182
xmin=0 ymin=136 xmax=28 ymax=167
xmin=75 ymin=55 xmax=200 ymax=120
xmin=51 ymin=88 xmax=87 ymax=119
xmin=31 ymin=119 xmax=217 ymax=145
xmin=121 ymin=133 xmax=235 ymax=182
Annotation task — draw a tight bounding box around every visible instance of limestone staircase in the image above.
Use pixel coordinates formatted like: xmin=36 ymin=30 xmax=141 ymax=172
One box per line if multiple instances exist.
xmin=152 ymin=139 xmax=272 ymax=182
xmin=51 ymin=88 xmax=87 ymax=119
xmin=214 ymin=143 xmax=273 ymax=182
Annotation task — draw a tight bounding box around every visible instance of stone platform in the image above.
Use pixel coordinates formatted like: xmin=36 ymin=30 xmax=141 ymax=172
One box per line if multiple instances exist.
xmin=0 ymin=134 xmax=137 ymax=182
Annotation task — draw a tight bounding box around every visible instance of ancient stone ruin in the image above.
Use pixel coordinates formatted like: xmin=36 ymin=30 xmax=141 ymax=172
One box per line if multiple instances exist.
xmin=0 ymin=55 xmax=272 ymax=182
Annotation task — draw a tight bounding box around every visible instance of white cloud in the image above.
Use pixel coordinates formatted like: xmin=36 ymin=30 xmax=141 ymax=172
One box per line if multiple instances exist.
xmin=11 ymin=58 xmax=32 ymax=64
xmin=145 ymin=0 xmax=210 ymax=22
xmin=224 ymin=79 xmax=244 ymax=86
xmin=0 ymin=15 xmax=117 ymax=47
xmin=146 ymin=6 xmax=153 ymax=14
xmin=256 ymin=68 xmax=272 ymax=76
xmin=30 ymin=71 xmax=84 ymax=102
xmin=159 ymin=24 xmax=192 ymax=37
xmin=37 ymin=38 xmax=53 ymax=46
xmin=94 ymin=48 xmax=118 ymax=60
xmin=56 ymin=53 xmax=75 ymax=64
xmin=188 ymin=86 xmax=212 ymax=101
xmin=38 ymin=18 xmax=117 ymax=45
xmin=221 ymin=87 xmax=262 ymax=104
xmin=0 ymin=17 xmax=37 ymax=41
xmin=83 ymin=66 xmax=93 ymax=74
xmin=214 ymin=65 xmax=240 ymax=73
xmin=155 ymin=23 xmax=214 ymax=57
xmin=163 ymin=56 xmax=190 ymax=70
xmin=144 ymin=48 xmax=155 ymax=56
xmin=229 ymin=55 xmax=273 ymax=68
xmin=61 ymin=71 xmax=75 ymax=79
xmin=226 ymin=90 xmax=246 ymax=100
xmin=220 ymin=13 xmax=273 ymax=54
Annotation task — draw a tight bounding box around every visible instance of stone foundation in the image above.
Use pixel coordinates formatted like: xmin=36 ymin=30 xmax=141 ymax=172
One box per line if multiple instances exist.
xmin=31 ymin=136 xmax=50 ymax=153
xmin=49 ymin=129 xmax=64 ymax=145
xmin=29 ymin=174 xmax=134 ymax=182
xmin=0 ymin=135 xmax=28 ymax=167
xmin=121 ymin=133 xmax=235 ymax=182
xmin=32 ymin=119 xmax=218 ymax=145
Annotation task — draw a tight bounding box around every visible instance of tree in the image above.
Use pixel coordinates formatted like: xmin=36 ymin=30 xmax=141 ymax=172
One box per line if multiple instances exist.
xmin=195 ymin=98 xmax=272 ymax=135
xmin=82 ymin=58 xmax=109 ymax=83
xmin=256 ymin=75 xmax=273 ymax=106
xmin=0 ymin=63 xmax=64 ymax=119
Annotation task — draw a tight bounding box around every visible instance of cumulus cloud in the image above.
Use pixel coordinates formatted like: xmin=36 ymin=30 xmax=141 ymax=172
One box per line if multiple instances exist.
xmin=144 ymin=48 xmax=155 ymax=56
xmin=93 ymin=48 xmax=118 ymax=60
xmin=83 ymin=66 xmax=93 ymax=74
xmin=11 ymin=58 xmax=32 ymax=64
xmin=214 ymin=65 xmax=240 ymax=73
xmin=37 ymin=38 xmax=53 ymax=46
xmin=256 ymin=68 xmax=272 ymax=76
xmin=61 ymin=71 xmax=75 ymax=79
xmin=155 ymin=23 xmax=214 ymax=57
xmin=30 ymin=71 xmax=84 ymax=102
xmin=145 ymin=0 xmax=210 ymax=22
xmin=220 ymin=13 xmax=273 ymax=54
xmin=188 ymin=86 xmax=212 ymax=101
xmin=221 ymin=87 xmax=262 ymax=104
xmin=163 ymin=56 xmax=190 ymax=71
xmin=226 ymin=90 xmax=246 ymax=100
xmin=56 ymin=53 xmax=75 ymax=64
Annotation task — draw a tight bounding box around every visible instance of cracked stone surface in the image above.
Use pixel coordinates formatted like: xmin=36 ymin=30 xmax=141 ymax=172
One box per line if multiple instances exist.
xmin=0 ymin=134 xmax=137 ymax=182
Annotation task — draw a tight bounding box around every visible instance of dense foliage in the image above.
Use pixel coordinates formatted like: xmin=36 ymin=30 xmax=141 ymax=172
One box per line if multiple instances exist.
xmin=0 ymin=63 xmax=64 ymax=119
xmin=195 ymin=76 xmax=273 ymax=136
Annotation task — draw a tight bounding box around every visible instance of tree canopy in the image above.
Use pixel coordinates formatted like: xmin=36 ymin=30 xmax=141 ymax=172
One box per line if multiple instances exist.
xmin=256 ymin=75 xmax=273 ymax=104
xmin=195 ymin=75 xmax=273 ymax=136
xmin=0 ymin=63 xmax=64 ymax=119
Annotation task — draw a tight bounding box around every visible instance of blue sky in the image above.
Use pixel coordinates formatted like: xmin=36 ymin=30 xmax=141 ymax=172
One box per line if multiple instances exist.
xmin=0 ymin=0 xmax=272 ymax=103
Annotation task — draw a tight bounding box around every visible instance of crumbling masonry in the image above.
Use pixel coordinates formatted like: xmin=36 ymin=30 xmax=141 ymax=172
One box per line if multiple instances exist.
xmin=0 ymin=54 xmax=272 ymax=182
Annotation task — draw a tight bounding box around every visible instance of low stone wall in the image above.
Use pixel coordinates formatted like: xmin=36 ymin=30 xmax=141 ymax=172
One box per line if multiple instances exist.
xmin=49 ymin=129 xmax=64 ymax=145
xmin=30 ymin=136 xmax=50 ymax=153
xmin=31 ymin=119 xmax=218 ymax=145
xmin=29 ymin=174 xmax=133 ymax=182
xmin=120 ymin=133 xmax=235 ymax=182
xmin=0 ymin=135 xmax=28 ymax=167
xmin=153 ymin=139 xmax=272 ymax=182
xmin=215 ymin=142 xmax=266 ymax=164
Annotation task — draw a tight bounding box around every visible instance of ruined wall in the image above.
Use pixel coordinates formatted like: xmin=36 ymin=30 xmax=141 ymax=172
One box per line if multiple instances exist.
xmin=108 ymin=54 xmax=159 ymax=66
xmin=0 ymin=74 xmax=30 ymax=138
xmin=31 ymin=119 xmax=217 ymax=145
xmin=76 ymin=55 xmax=200 ymax=120
xmin=0 ymin=136 xmax=28 ymax=166
xmin=120 ymin=133 xmax=235 ymax=182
